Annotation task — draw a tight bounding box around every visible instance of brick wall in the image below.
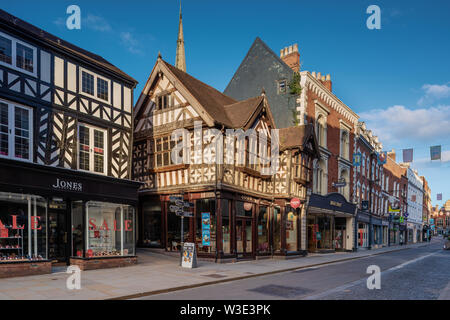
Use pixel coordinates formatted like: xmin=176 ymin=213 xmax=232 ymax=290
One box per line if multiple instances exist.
xmin=0 ymin=261 xmax=51 ymax=279
xmin=69 ymin=256 xmax=138 ymax=271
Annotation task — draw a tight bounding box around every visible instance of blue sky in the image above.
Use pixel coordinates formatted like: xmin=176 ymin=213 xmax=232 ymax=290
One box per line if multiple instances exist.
xmin=3 ymin=0 xmax=450 ymax=207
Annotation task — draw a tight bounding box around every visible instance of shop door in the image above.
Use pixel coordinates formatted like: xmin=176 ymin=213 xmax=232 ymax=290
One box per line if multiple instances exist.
xmin=307 ymin=222 xmax=317 ymax=252
xmin=236 ymin=218 xmax=253 ymax=257
xmin=48 ymin=201 xmax=69 ymax=263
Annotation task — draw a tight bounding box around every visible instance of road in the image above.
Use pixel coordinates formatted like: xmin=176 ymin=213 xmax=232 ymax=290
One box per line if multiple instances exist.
xmin=137 ymin=239 xmax=450 ymax=300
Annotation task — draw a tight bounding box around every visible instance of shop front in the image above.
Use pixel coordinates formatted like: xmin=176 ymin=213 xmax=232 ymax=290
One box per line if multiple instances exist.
xmin=138 ymin=190 xmax=306 ymax=262
xmin=0 ymin=158 xmax=141 ymax=277
xmin=307 ymin=193 xmax=356 ymax=253
xmin=382 ymin=219 xmax=389 ymax=246
xmin=372 ymin=217 xmax=383 ymax=248
xmin=357 ymin=211 xmax=370 ymax=249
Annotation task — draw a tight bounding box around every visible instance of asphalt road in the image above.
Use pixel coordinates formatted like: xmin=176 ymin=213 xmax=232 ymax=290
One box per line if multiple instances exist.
xmin=138 ymin=239 xmax=450 ymax=300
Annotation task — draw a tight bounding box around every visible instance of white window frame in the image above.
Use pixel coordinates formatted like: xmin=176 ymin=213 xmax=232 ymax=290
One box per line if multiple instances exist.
xmin=0 ymin=31 xmax=37 ymax=77
xmin=0 ymin=98 xmax=33 ymax=162
xmin=77 ymin=123 xmax=108 ymax=175
xmin=79 ymin=67 xmax=111 ymax=104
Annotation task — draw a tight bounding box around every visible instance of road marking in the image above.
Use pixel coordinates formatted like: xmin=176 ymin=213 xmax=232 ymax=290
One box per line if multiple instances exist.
xmin=303 ymin=251 xmax=440 ymax=300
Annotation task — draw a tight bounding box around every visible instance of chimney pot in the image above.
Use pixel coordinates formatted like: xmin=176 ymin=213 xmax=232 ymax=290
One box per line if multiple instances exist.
xmin=326 ymin=74 xmax=331 ymax=81
xmin=317 ymin=72 xmax=321 ymax=79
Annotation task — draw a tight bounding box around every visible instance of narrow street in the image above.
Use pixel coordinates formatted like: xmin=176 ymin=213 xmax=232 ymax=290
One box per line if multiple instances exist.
xmin=138 ymin=240 xmax=450 ymax=300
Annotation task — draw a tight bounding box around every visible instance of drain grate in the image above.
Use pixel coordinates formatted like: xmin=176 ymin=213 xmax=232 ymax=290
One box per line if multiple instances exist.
xmin=248 ymin=285 xmax=313 ymax=298
xmin=202 ymin=273 xmax=227 ymax=279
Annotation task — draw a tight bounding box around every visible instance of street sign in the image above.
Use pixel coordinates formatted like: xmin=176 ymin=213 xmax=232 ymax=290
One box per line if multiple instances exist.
xmin=176 ymin=211 xmax=194 ymax=217
xmin=169 ymin=195 xmax=183 ymax=202
xmin=290 ymin=198 xmax=301 ymax=209
xmin=332 ymin=181 xmax=346 ymax=188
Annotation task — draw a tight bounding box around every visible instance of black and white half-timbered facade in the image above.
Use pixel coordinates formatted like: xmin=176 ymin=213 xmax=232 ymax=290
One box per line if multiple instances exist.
xmin=133 ymin=55 xmax=320 ymax=261
xmin=0 ymin=10 xmax=140 ymax=276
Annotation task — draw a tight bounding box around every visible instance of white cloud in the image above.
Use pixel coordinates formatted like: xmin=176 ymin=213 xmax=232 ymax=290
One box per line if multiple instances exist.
xmin=119 ymin=32 xmax=143 ymax=55
xmin=359 ymin=104 xmax=450 ymax=144
xmin=83 ymin=14 xmax=112 ymax=32
xmin=418 ymin=83 xmax=450 ymax=106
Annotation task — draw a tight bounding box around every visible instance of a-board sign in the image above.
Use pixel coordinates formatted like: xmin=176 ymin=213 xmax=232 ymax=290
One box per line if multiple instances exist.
xmin=181 ymin=242 xmax=197 ymax=268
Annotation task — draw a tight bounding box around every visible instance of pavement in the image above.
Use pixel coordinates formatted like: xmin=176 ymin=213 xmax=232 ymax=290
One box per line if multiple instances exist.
xmin=0 ymin=238 xmax=444 ymax=300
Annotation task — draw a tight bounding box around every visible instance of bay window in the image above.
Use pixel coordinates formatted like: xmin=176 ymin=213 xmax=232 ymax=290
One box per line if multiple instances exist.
xmin=0 ymin=100 xmax=33 ymax=162
xmin=78 ymin=123 xmax=107 ymax=175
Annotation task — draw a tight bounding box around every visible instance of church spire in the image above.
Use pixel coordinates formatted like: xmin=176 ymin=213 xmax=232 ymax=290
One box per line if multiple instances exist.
xmin=175 ymin=1 xmax=186 ymax=72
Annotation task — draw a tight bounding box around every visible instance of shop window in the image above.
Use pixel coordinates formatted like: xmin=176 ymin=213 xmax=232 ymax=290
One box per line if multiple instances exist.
xmin=285 ymin=206 xmax=298 ymax=252
xmin=221 ymin=199 xmax=230 ymax=254
xmin=257 ymin=206 xmax=269 ymax=253
xmin=142 ymin=201 xmax=162 ymax=247
xmin=236 ymin=201 xmax=253 ymax=217
xmin=0 ymin=192 xmax=47 ymax=262
xmin=71 ymin=201 xmax=83 ymax=257
xmin=167 ymin=205 xmax=188 ymax=252
xmin=85 ymin=201 xmax=135 ymax=257
xmin=0 ymin=100 xmax=33 ymax=162
xmin=317 ymin=215 xmax=334 ymax=250
xmin=78 ymin=123 xmax=107 ymax=175
xmin=196 ymin=199 xmax=216 ymax=254
xmin=273 ymin=206 xmax=281 ymax=252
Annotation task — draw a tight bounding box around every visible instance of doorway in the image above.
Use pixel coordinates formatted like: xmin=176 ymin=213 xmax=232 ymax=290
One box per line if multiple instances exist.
xmin=236 ymin=218 xmax=253 ymax=258
xmin=48 ymin=200 xmax=69 ymax=264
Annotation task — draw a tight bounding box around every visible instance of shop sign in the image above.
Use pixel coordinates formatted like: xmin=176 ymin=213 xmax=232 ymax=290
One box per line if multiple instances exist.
xmin=353 ymin=153 xmax=362 ymax=167
xmin=52 ymin=178 xmax=83 ymax=192
xmin=362 ymin=201 xmax=369 ymax=211
xmin=169 ymin=195 xmax=183 ymax=202
xmin=181 ymin=242 xmax=197 ymax=268
xmin=330 ymin=200 xmax=342 ymax=208
xmin=88 ymin=218 xmax=133 ymax=231
xmin=0 ymin=215 xmax=41 ymax=230
xmin=201 ymin=212 xmax=211 ymax=246
xmin=389 ymin=204 xmax=400 ymax=214
xmin=290 ymin=197 xmax=301 ymax=209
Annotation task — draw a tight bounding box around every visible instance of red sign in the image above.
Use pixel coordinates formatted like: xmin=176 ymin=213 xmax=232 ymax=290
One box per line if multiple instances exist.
xmin=243 ymin=202 xmax=253 ymax=211
xmin=290 ymin=198 xmax=301 ymax=209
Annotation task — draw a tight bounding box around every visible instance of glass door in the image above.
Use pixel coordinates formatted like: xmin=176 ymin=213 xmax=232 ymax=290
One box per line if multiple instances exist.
xmin=236 ymin=218 xmax=253 ymax=257
xmin=48 ymin=201 xmax=69 ymax=263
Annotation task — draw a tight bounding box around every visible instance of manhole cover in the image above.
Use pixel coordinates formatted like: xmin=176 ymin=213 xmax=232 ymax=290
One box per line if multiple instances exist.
xmin=248 ymin=285 xmax=313 ymax=298
xmin=202 ymin=273 xmax=227 ymax=279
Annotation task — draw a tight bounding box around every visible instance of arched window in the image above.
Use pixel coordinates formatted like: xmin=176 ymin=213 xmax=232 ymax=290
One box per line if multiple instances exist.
xmin=339 ymin=168 xmax=350 ymax=200
xmin=340 ymin=130 xmax=349 ymax=160
xmin=316 ymin=115 xmax=327 ymax=148
xmin=362 ymin=153 xmax=366 ymax=176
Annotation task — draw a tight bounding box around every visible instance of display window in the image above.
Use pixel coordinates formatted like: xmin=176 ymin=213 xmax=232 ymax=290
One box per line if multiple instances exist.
xmin=273 ymin=206 xmax=282 ymax=251
xmin=0 ymin=192 xmax=47 ymax=262
xmin=257 ymin=206 xmax=269 ymax=253
xmin=221 ymin=199 xmax=231 ymax=254
xmin=196 ymin=199 xmax=216 ymax=254
xmin=142 ymin=201 xmax=162 ymax=247
xmin=317 ymin=215 xmax=334 ymax=250
xmin=285 ymin=206 xmax=298 ymax=252
xmin=85 ymin=201 xmax=135 ymax=257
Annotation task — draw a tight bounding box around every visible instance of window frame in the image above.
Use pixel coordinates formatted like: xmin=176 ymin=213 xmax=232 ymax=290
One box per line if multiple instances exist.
xmin=0 ymin=98 xmax=33 ymax=163
xmin=79 ymin=67 xmax=111 ymax=104
xmin=77 ymin=123 xmax=108 ymax=175
xmin=0 ymin=31 xmax=37 ymax=77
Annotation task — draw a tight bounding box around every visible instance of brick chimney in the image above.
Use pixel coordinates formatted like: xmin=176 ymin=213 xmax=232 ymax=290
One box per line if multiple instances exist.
xmin=323 ymin=74 xmax=332 ymax=92
xmin=388 ymin=149 xmax=396 ymax=162
xmin=280 ymin=44 xmax=300 ymax=73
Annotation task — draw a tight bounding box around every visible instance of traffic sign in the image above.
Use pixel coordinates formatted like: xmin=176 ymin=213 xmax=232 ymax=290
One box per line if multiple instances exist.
xmin=290 ymin=198 xmax=301 ymax=209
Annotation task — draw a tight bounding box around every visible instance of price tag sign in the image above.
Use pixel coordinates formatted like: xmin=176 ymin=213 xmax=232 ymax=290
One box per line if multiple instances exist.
xmin=181 ymin=242 xmax=197 ymax=268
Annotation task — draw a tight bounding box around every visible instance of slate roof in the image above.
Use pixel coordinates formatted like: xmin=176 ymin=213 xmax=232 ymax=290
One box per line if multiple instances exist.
xmin=163 ymin=59 xmax=265 ymax=128
xmin=224 ymin=37 xmax=297 ymax=129
xmin=0 ymin=9 xmax=137 ymax=84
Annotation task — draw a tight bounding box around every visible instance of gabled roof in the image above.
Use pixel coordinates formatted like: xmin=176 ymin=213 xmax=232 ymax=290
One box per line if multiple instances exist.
xmin=0 ymin=9 xmax=137 ymax=85
xmin=279 ymin=124 xmax=320 ymax=157
xmin=135 ymin=57 xmax=273 ymax=129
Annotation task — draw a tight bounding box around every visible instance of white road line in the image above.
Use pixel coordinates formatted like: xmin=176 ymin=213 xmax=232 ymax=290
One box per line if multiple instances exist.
xmin=303 ymin=251 xmax=440 ymax=300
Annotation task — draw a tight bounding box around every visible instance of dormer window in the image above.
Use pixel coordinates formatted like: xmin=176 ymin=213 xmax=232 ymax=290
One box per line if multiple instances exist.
xmin=278 ymin=80 xmax=287 ymax=94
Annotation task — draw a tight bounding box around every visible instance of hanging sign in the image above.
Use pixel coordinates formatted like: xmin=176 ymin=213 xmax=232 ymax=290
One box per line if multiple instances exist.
xmin=290 ymin=197 xmax=301 ymax=209
xmin=181 ymin=242 xmax=197 ymax=268
xmin=201 ymin=212 xmax=211 ymax=246
xmin=332 ymin=181 xmax=347 ymax=188
xmin=362 ymin=200 xmax=369 ymax=211
xmin=377 ymin=151 xmax=387 ymax=165
xmin=353 ymin=153 xmax=362 ymax=167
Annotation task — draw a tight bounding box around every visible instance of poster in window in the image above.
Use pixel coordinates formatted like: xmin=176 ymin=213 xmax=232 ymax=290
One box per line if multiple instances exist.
xmin=201 ymin=212 xmax=211 ymax=246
